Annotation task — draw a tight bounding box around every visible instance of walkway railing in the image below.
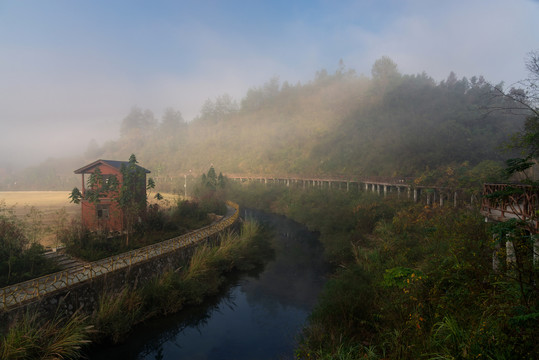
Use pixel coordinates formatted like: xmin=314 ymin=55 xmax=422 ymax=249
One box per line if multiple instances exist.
xmin=1 ymin=201 xmax=239 ymax=310
xmin=481 ymin=183 xmax=538 ymax=231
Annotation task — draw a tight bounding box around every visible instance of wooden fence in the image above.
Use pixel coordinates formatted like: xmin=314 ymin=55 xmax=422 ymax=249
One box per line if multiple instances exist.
xmin=1 ymin=201 xmax=239 ymax=310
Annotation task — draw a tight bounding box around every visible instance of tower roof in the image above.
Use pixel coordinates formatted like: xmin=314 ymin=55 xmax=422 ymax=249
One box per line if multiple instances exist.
xmin=74 ymin=159 xmax=151 ymax=174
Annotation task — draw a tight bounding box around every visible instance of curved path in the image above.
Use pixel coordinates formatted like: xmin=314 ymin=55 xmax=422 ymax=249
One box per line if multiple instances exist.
xmin=1 ymin=202 xmax=239 ymax=311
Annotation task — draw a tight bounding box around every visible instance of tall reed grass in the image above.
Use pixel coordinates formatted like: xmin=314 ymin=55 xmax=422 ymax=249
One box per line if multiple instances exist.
xmin=91 ymin=220 xmax=270 ymax=344
xmin=94 ymin=287 xmax=143 ymax=344
xmin=0 ymin=310 xmax=92 ymax=360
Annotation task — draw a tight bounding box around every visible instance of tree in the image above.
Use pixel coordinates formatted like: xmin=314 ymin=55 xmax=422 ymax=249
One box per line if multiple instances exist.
xmin=496 ymin=51 xmax=539 ymax=179
xmin=120 ymin=107 xmax=157 ymax=137
xmin=371 ymin=56 xmax=401 ymax=95
xmin=195 ymin=94 xmax=238 ymax=123
xmin=371 ymin=56 xmax=400 ymax=82
xmin=203 ymin=165 xmax=218 ymax=190
xmin=240 ymin=77 xmax=280 ymax=111
xmin=195 ymin=166 xmax=227 ymax=215
xmin=0 ymin=201 xmax=26 ymax=284
xmin=160 ymin=107 xmax=184 ymax=134
xmin=118 ymin=154 xmax=154 ymax=246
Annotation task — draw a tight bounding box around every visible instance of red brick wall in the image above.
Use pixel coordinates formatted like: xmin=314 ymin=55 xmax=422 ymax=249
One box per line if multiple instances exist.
xmin=80 ymin=164 xmax=124 ymax=231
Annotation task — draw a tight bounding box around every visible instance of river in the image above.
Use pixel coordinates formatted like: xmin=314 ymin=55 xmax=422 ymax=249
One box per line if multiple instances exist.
xmin=88 ymin=209 xmax=329 ymax=359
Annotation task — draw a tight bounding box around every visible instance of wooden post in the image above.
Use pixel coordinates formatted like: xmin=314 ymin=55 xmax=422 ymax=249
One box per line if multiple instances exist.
xmin=81 ymin=173 xmax=85 ymax=196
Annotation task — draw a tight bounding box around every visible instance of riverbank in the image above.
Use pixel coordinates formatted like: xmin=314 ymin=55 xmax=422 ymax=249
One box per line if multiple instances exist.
xmin=88 ymin=208 xmax=329 ymax=359
xmin=0 ymin=220 xmax=272 ymax=359
xmin=228 ymin=182 xmax=539 ymax=359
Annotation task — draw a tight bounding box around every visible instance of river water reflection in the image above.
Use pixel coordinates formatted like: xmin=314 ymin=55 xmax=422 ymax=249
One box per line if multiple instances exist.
xmin=89 ymin=209 xmax=328 ymax=359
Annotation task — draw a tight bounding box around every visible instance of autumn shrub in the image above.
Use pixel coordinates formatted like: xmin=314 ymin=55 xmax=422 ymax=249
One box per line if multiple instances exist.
xmin=297 ymin=264 xmax=375 ymax=357
xmin=294 ymin=199 xmax=538 ymax=359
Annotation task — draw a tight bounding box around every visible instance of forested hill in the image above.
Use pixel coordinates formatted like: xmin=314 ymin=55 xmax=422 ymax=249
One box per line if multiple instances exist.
xmin=1 ymin=58 xmax=524 ymax=190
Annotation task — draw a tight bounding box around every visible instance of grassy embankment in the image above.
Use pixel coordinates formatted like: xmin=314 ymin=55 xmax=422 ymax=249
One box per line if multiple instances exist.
xmin=228 ymin=182 xmax=538 ymax=359
xmin=0 ymin=220 xmax=272 ymax=359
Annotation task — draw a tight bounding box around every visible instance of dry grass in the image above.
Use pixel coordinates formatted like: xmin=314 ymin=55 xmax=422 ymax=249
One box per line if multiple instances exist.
xmin=0 ymin=191 xmax=178 ymax=248
xmin=0 ymin=191 xmax=79 ymax=217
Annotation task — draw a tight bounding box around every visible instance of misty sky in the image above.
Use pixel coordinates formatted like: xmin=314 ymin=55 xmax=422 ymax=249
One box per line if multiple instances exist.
xmin=1 ymin=0 xmax=538 ymax=167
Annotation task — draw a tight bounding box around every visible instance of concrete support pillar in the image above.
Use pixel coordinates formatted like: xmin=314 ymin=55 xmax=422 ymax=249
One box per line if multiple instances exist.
xmin=397 ymin=186 xmax=401 ymax=198
xmin=407 ymin=187 xmax=411 ymax=199
xmin=347 ymin=182 xmax=350 ymax=192
xmin=329 ymin=181 xmax=332 ymax=189
xmin=413 ymin=189 xmax=418 ymax=203
xmin=492 ymin=233 xmax=501 ymax=271
xmin=365 ymin=183 xmax=368 ymax=191
xmin=427 ymin=193 xmax=431 ymax=206
xmin=440 ymin=194 xmax=444 ymax=207
xmin=384 ymin=185 xmax=388 ymax=197
xmin=286 ymin=179 xmax=290 ymax=187
xmin=506 ymin=240 xmax=516 ymax=266
xmin=303 ymin=180 xmax=306 ymax=190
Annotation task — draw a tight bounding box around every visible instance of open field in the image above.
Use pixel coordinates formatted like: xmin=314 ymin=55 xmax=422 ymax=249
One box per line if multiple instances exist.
xmin=0 ymin=191 xmax=179 ymax=248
